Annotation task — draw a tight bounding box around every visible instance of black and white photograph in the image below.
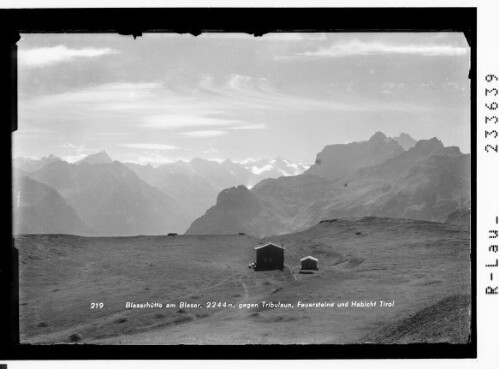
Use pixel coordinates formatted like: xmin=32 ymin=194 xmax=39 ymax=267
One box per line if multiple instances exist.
xmin=10 ymin=29 xmax=473 ymax=346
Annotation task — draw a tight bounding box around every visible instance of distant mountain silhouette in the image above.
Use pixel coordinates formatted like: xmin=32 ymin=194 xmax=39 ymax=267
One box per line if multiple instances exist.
xmin=13 ymin=154 xmax=62 ymax=172
xmin=77 ymin=151 xmax=113 ymax=165
xmin=27 ymin=159 xmax=189 ymax=236
xmin=13 ymin=172 xmax=90 ymax=235
xmin=393 ymin=133 xmax=417 ymax=150
xmin=13 ymin=152 xmax=308 ymax=236
xmin=13 ymin=135 xmax=469 ymax=237
xmin=186 ymin=175 xmax=333 ymax=236
xmin=125 ymin=157 xmax=309 ymax=223
xmin=305 ymin=132 xmax=404 ymax=180
xmin=187 ymin=185 xmax=270 ymax=236
xmin=125 ymin=160 xmax=225 ymax=222
xmin=186 ymin=134 xmax=471 ymax=237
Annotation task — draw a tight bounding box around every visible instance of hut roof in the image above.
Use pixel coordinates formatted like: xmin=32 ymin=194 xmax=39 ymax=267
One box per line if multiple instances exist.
xmin=300 ymin=256 xmax=318 ymax=262
xmin=254 ymin=242 xmax=286 ymax=250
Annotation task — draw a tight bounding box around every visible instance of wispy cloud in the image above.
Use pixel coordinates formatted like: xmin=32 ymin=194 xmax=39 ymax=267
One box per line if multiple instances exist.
xmin=126 ymin=153 xmax=179 ymax=166
xmin=380 ymin=82 xmax=406 ymax=95
xmin=203 ymin=145 xmax=218 ymax=154
xmin=19 ymin=82 xmax=165 ymax=128
xmin=120 ymin=143 xmax=179 ymax=151
xmin=142 ymin=115 xmax=241 ymax=130
xmin=54 ymin=140 xmax=96 ymax=163
xmin=180 ymin=130 xmax=228 ymax=138
xmin=36 ymin=82 xmax=161 ymax=106
xmin=62 ymin=154 xmax=88 ymax=163
xmin=226 ymin=74 xmax=271 ymax=92
xmin=227 ymin=74 xmax=253 ymax=90
xmin=19 ymin=73 xmax=434 ymax=147
xmin=59 ymin=143 xmax=94 ymax=163
xmin=293 ymin=40 xmax=469 ymax=58
xmin=19 ymin=45 xmax=119 ymax=67
xmin=229 ymin=124 xmax=266 ymax=130
xmin=60 ymin=142 xmax=78 ymax=149
xmin=120 ymin=143 xmax=178 ymax=151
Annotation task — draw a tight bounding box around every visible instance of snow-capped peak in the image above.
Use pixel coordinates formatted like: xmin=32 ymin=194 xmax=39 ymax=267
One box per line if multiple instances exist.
xmin=238 ymin=157 xmax=308 ymax=177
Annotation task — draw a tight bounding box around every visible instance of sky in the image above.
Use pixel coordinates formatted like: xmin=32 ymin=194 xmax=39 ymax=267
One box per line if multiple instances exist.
xmin=14 ymin=32 xmax=471 ymax=166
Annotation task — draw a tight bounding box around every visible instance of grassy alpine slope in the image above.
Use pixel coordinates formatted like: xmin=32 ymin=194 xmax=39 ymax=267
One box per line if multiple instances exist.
xmin=17 ymin=217 xmax=470 ymax=344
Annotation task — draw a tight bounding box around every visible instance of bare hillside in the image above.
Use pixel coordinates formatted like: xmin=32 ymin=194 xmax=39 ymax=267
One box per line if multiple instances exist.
xmin=17 ymin=217 xmax=471 ymax=344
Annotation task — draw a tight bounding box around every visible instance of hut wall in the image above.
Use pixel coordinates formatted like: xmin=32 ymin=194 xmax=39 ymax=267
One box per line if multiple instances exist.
xmin=301 ymin=259 xmax=318 ymax=270
xmin=255 ymin=246 xmax=284 ymax=270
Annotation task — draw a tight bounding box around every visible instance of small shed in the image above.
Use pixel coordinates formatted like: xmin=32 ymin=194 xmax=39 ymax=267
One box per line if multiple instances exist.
xmin=254 ymin=243 xmax=285 ymax=271
xmin=300 ymin=256 xmax=318 ymax=271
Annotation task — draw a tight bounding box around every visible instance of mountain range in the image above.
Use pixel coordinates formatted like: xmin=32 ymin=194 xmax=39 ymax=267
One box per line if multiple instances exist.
xmin=13 ymin=132 xmax=470 ymax=237
xmin=13 ymin=171 xmax=90 ymax=235
xmin=124 ymin=157 xmax=308 ymax=221
xmin=14 ymin=154 xmax=62 ymax=173
xmin=187 ymin=132 xmax=470 ymax=237
xmin=16 ymin=159 xmax=189 ymax=236
xmin=305 ymin=131 xmax=406 ymax=180
xmin=13 ymin=152 xmax=308 ymax=235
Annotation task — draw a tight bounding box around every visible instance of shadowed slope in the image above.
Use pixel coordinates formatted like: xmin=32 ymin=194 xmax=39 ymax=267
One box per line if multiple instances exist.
xmin=359 ymin=294 xmax=471 ymax=344
xmin=29 ymin=160 xmax=189 ymax=235
xmin=13 ymin=173 xmax=90 ymax=235
xmin=187 ymin=137 xmax=471 ymax=237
